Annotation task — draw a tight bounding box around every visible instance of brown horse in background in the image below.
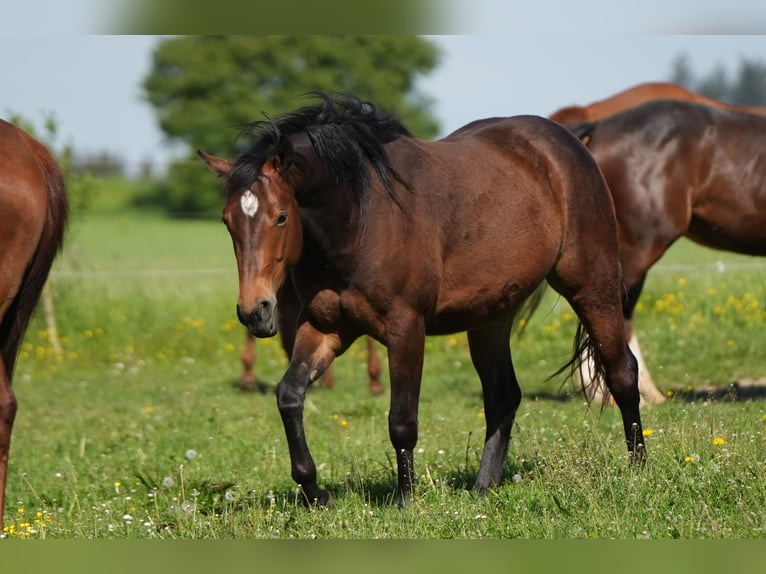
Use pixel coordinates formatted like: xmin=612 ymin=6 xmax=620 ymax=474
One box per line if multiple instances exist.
xmin=570 ymin=99 xmax=766 ymax=402
xmin=549 ymin=81 xmax=766 ymax=126
xmin=0 ymin=120 xmax=68 ymax=530
xmin=239 ymin=275 xmax=383 ymax=394
xmin=200 ymin=93 xmax=644 ymax=507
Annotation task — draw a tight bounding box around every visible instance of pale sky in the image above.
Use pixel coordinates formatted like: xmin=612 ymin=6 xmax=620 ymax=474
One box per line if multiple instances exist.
xmin=2 ymin=2 xmax=766 ymax=174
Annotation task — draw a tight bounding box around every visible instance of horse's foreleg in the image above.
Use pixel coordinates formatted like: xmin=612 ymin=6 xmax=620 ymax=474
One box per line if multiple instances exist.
xmin=276 ymin=323 xmax=341 ymax=507
xmin=385 ymin=310 xmax=425 ymax=507
xmin=467 ymin=322 xmax=521 ymax=492
xmin=0 ymin=361 xmax=17 ymax=531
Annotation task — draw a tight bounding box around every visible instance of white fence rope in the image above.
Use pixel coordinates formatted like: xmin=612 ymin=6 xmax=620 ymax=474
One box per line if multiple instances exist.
xmin=48 ymin=260 xmax=766 ymax=279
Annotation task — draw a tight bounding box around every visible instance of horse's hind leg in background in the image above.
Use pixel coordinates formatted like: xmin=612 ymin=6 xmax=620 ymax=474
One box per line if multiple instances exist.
xmin=622 ymin=276 xmax=666 ymax=405
xmin=580 ymin=274 xmax=666 ymax=406
xmin=239 ymin=331 xmax=257 ymax=390
xmin=366 ymin=336 xmax=384 ymax=395
xmin=468 ymin=321 xmax=521 ymax=492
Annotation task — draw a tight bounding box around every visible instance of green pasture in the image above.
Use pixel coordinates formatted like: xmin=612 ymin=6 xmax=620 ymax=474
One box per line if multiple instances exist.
xmin=2 ymin=178 xmax=765 ymax=538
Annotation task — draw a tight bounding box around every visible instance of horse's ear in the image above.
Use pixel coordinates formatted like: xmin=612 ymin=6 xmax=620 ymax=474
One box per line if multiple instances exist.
xmin=197 ymin=149 xmax=233 ymax=179
xmin=270 ymin=134 xmax=294 ymax=173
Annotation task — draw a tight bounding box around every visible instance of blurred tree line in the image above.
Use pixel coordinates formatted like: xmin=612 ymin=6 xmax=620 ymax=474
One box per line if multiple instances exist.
xmin=141 ymin=36 xmax=442 ymax=217
xmin=670 ymin=53 xmax=766 ymax=105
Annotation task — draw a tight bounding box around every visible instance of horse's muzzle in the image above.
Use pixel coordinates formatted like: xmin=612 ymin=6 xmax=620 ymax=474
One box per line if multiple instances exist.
xmin=237 ymin=299 xmax=278 ymax=338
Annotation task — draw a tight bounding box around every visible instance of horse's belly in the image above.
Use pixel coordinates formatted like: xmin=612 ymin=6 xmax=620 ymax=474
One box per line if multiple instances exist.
xmin=428 ymin=277 xmax=541 ymax=335
xmin=687 ymin=211 xmax=766 ymax=256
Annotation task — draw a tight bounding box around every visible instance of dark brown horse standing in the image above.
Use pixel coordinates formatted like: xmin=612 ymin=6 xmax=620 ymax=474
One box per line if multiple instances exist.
xmin=570 ymin=99 xmax=766 ymax=399
xmin=200 ymin=93 xmax=644 ymax=506
xmin=0 ymin=120 xmax=68 ymax=530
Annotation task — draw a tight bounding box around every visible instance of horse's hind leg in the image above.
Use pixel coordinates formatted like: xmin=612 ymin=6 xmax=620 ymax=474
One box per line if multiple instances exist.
xmin=0 ymin=356 xmax=17 ymax=531
xmin=550 ymin=269 xmax=646 ymax=462
xmin=468 ymin=322 xmax=522 ymax=492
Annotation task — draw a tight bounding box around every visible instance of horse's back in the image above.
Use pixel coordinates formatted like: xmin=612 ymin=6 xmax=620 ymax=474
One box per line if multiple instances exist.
xmin=443 ymin=115 xmax=601 ymax=177
xmin=550 ymin=82 xmax=707 ymax=126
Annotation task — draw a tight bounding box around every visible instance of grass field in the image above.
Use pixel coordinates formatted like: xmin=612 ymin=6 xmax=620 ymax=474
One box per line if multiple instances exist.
xmin=2 ymin=179 xmax=766 ymax=539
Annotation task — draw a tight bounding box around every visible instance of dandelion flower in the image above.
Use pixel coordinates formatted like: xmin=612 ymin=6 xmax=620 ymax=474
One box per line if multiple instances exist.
xmin=642 ymin=429 xmax=653 ymax=437
xmin=713 ymin=437 xmax=726 ymax=446
xmin=684 ymin=453 xmax=700 ymax=463
xmin=340 ymin=419 xmax=348 ymax=428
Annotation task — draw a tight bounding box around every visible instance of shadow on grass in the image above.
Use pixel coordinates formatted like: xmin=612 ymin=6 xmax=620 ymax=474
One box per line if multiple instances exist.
xmin=665 ymin=378 xmax=766 ymax=402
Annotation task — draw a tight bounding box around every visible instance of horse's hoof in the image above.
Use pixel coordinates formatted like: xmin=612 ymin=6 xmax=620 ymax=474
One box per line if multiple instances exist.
xmin=302 ymin=488 xmax=334 ymax=508
xmin=368 ymin=380 xmax=385 ymax=396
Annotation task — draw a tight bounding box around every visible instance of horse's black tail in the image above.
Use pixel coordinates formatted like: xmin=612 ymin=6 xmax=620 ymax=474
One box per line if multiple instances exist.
xmin=512 ymin=283 xmax=548 ymax=337
xmin=549 ymin=321 xmax=610 ymax=407
xmin=568 ymin=121 xmax=596 ymax=146
xmin=0 ymin=131 xmax=68 ymax=382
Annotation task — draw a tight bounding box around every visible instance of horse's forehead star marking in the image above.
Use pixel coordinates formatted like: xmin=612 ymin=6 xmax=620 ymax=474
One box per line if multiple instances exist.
xmin=240 ymin=189 xmax=259 ymax=218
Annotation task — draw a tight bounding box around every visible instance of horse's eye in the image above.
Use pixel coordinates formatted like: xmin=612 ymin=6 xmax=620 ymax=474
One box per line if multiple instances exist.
xmin=275 ymin=211 xmax=288 ymax=227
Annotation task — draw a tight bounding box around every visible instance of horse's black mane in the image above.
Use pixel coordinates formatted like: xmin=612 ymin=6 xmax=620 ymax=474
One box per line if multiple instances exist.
xmin=229 ymin=92 xmax=412 ymax=222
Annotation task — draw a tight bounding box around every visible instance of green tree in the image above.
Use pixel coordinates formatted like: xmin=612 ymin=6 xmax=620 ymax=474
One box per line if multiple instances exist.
xmin=143 ymin=36 xmax=441 ymax=216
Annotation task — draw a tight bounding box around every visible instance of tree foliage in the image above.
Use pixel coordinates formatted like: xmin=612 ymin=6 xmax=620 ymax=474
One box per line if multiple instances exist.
xmin=143 ymin=36 xmax=442 ymax=216
xmin=669 ymin=53 xmax=766 ymax=105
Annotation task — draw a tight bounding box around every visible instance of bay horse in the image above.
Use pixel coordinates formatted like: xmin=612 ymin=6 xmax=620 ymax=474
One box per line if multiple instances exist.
xmin=570 ymin=99 xmax=766 ymax=402
xmin=0 ymin=120 xmax=68 ymax=530
xmin=199 ymin=93 xmax=644 ymax=507
xmin=549 ymin=81 xmax=766 ymax=127
xmin=239 ymin=276 xmax=383 ymax=394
